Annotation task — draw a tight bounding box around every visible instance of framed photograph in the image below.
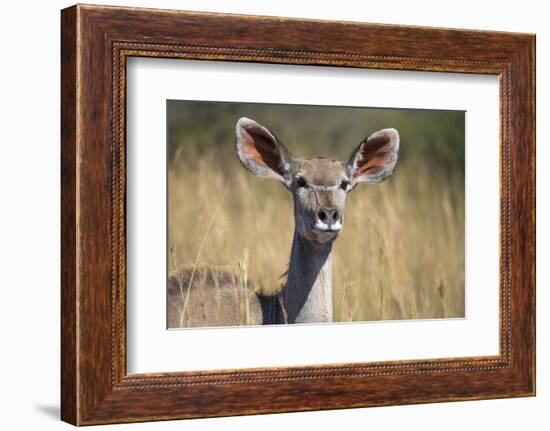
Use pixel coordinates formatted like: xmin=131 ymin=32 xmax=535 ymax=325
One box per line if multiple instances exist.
xmin=61 ymin=4 xmax=536 ymax=425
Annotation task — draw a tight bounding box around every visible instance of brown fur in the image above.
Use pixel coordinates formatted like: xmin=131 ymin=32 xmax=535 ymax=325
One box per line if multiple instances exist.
xmin=167 ymin=266 xmax=263 ymax=328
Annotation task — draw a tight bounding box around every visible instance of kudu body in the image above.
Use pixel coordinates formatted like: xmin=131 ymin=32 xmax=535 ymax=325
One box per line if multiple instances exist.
xmin=168 ymin=118 xmax=399 ymax=327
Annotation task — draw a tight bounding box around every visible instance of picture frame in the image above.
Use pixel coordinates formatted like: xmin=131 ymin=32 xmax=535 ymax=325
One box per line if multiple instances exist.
xmin=60 ymin=4 xmax=535 ymax=425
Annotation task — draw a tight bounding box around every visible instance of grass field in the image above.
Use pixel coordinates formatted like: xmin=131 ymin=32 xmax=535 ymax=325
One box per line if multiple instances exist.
xmin=168 ymin=101 xmax=465 ymax=323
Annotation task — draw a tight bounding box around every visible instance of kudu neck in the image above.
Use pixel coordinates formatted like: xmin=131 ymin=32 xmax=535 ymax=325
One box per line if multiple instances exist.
xmin=281 ymin=231 xmax=334 ymax=323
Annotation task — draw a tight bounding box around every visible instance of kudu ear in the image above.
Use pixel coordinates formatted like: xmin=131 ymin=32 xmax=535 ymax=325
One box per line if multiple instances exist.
xmin=235 ymin=117 xmax=293 ymax=183
xmin=346 ymin=128 xmax=399 ymax=185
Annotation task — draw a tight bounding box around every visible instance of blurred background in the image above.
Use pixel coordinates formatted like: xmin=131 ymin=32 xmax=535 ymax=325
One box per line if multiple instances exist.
xmin=168 ymin=100 xmax=465 ymax=322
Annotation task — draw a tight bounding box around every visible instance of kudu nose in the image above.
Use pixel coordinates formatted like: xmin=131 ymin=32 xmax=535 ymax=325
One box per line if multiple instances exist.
xmin=317 ymin=207 xmax=340 ymax=225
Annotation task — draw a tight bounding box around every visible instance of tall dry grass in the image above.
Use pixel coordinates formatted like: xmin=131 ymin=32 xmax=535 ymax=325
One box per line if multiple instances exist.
xmin=168 ymin=149 xmax=465 ymax=323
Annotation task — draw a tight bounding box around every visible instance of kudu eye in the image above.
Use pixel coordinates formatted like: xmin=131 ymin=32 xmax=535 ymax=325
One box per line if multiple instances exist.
xmin=340 ymin=180 xmax=350 ymax=191
xmin=295 ymin=176 xmax=307 ymax=188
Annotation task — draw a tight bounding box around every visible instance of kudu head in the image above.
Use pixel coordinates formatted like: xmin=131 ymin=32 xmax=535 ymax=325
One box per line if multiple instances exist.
xmin=236 ymin=117 xmax=399 ymax=245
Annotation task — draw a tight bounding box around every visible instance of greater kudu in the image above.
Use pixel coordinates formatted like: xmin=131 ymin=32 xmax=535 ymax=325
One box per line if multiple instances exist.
xmin=168 ymin=118 xmax=399 ymax=327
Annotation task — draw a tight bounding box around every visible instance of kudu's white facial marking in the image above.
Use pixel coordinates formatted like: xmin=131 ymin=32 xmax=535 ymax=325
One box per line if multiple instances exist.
xmin=235 ymin=117 xmax=400 ymax=245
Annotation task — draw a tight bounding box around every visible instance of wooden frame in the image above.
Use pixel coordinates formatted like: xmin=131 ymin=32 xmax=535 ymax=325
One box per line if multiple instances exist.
xmin=61 ymin=4 xmax=535 ymax=425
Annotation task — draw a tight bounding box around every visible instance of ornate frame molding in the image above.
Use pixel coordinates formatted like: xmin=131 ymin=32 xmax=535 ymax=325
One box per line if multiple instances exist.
xmin=61 ymin=5 xmax=535 ymax=425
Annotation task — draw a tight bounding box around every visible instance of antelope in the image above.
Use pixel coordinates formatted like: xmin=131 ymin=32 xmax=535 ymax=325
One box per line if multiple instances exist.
xmin=168 ymin=118 xmax=399 ymax=328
